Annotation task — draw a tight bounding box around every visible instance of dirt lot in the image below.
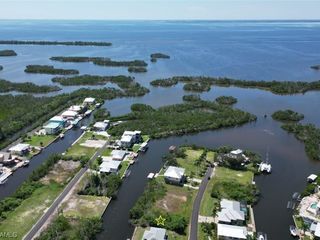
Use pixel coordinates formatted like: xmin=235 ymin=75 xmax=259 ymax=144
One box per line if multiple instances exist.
xmin=156 ymin=187 xmax=187 ymax=212
xmin=41 ymin=160 xmax=80 ymax=185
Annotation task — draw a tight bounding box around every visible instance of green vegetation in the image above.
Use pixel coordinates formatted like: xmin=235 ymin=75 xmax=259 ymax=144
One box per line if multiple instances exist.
xmin=182 ymin=94 xmax=201 ymax=102
xmin=109 ymin=100 xmax=256 ymax=139
xmin=272 ymin=109 xmax=304 ymax=122
xmin=93 ymin=108 xmax=110 ymax=121
xmin=215 ymin=96 xmax=237 ymax=105
xmin=311 ymin=65 xmax=320 ymax=70
xmin=35 ymin=215 xmax=102 ymax=240
xmin=93 ymin=58 xmax=147 ymax=67
xmin=0 ymin=79 xmax=61 ymax=93
xmin=128 ymin=66 xmax=147 ymax=73
xmin=23 ymin=134 xmax=56 ymax=147
xmin=78 ymin=173 xmax=122 ymax=198
xmin=50 ymin=56 xmax=110 ymax=62
xmin=150 ymin=76 xmax=320 ymax=95
xmin=199 ymin=223 xmax=216 ymax=240
xmin=183 ymin=82 xmax=211 ymax=92
xmin=0 ymin=40 xmax=112 ymax=46
xmin=0 ymin=50 xmax=17 ymax=56
xmin=25 ymin=65 xmax=79 ymax=75
xmin=150 ymin=53 xmax=170 ymax=62
xmin=210 ymin=167 xmax=258 ymax=204
xmin=282 ymin=123 xmax=320 ymax=161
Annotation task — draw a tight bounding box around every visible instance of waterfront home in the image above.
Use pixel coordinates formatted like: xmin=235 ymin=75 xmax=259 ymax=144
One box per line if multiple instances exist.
xmin=310 ymin=222 xmax=320 ymax=239
xmin=49 ymin=115 xmax=66 ymax=127
xmin=111 ymin=150 xmax=127 ymax=161
xmin=0 ymin=152 xmax=12 ymax=163
xmin=142 ymin=227 xmax=167 ymax=240
xmin=217 ymin=223 xmax=248 ymax=240
xmin=120 ymin=130 xmax=142 ymax=148
xmin=227 ymin=149 xmax=249 ymax=162
xmin=298 ymin=194 xmax=320 ymax=225
xmin=9 ymin=143 xmax=30 ymax=156
xmin=217 ymin=199 xmax=246 ymax=225
xmin=93 ymin=121 xmax=109 ymax=131
xmin=164 ymin=166 xmax=185 ymax=185
xmin=43 ymin=122 xmax=62 ymax=135
xmin=83 ymin=97 xmax=96 ymax=105
xmin=68 ymin=105 xmax=83 ymax=113
xmin=61 ymin=110 xmax=78 ymax=120
xmin=99 ymin=159 xmax=121 ymax=174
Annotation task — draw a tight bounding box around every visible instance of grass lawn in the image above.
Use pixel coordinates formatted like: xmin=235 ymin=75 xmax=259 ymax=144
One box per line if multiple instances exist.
xmin=24 ymin=134 xmax=57 ymax=147
xmin=176 ymin=148 xmax=205 ymax=178
xmin=0 ymin=182 xmax=63 ymax=239
xmin=200 ymin=167 xmax=254 ymax=217
xmin=132 ymin=144 xmax=140 ymax=153
xmin=65 ymin=144 xmax=97 ymax=158
xmin=101 ymin=148 xmax=112 ymax=156
xmin=142 ymin=135 xmax=150 ymax=142
xmin=119 ymin=161 xmax=130 ymax=178
xmin=62 ymin=194 xmax=110 ymax=218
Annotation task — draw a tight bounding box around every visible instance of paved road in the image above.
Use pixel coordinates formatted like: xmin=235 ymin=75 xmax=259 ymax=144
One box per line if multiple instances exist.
xmin=189 ymin=166 xmax=213 ymax=240
xmin=23 ymin=141 xmax=108 ymax=240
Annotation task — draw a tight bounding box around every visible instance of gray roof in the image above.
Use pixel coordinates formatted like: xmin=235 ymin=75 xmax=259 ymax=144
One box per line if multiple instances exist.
xmin=217 ymin=199 xmax=245 ymax=223
xmin=142 ymin=227 xmax=166 ymax=240
xmin=164 ymin=166 xmax=185 ymax=180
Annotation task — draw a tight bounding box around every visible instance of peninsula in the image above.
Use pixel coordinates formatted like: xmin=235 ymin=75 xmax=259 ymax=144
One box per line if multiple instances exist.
xmin=25 ymin=65 xmax=79 ymax=75
xmin=0 ymin=79 xmax=61 ymax=93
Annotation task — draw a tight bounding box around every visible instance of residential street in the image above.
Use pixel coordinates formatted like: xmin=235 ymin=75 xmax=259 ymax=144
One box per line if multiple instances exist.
xmin=189 ymin=166 xmax=214 ymax=240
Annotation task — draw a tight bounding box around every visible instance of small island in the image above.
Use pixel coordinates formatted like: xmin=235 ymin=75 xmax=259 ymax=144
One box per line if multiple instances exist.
xmin=52 ymin=75 xmax=133 ymax=86
xmin=182 ymin=94 xmax=201 ymax=102
xmin=215 ymin=96 xmax=238 ymax=105
xmin=25 ymin=65 xmax=79 ymax=75
xmin=183 ymin=82 xmax=211 ymax=92
xmin=311 ymin=65 xmax=320 ymax=70
xmin=0 ymin=65 xmax=3 ymax=71
xmin=150 ymin=53 xmax=170 ymax=62
xmin=50 ymin=56 xmax=110 ymax=62
xmin=150 ymin=76 xmax=320 ymax=95
xmin=0 ymin=40 xmax=112 ymax=46
xmin=272 ymin=109 xmax=304 ymax=122
xmin=93 ymin=58 xmax=148 ymax=67
xmin=128 ymin=66 xmax=147 ymax=73
xmin=0 ymin=50 xmax=17 ymax=57
xmin=0 ymin=79 xmax=61 ymax=93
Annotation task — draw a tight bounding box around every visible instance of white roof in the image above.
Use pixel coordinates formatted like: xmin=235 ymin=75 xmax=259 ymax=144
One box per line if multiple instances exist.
xmin=218 ymin=224 xmax=247 ymax=239
xmin=123 ymin=130 xmax=141 ymax=136
xmin=83 ymin=97 xmax=95 ymax=103
xmin=111 ymin=150 xmax=127 ymax=160
xmin=69 ymin=105 xmax=82 ymax=112
xmin=50 ymin=116 xmax=65 ymax=122
xmin=61 ymin=110 xmax=78 ymax=117
xmin=142 ymin=227 xmax=166 ymax=240
xmin=164 ymin=166 xmax=185 ymax=179
xmin=121 ymin=135 xmax=133 ymax=143
xmin=99 ymin=159 xmax=121 ymax=173
xmin=9 ymin=143 xmax=30 ymax=152
xmin=93 ymin=121 xmax=108 ymax=129
xmin=231 ymin=149 xmax=243 ymax=155
xmin=218 ymin=199 xmax=245 ymax=223
xmin=315 ymin=223 xmax=320 ymax=237
xmin=308 ymin=174 xmax=318 ymax=181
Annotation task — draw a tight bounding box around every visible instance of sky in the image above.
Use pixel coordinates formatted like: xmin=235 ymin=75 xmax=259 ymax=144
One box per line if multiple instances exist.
xmin=0 ymin=0 xmax=319 ymax=20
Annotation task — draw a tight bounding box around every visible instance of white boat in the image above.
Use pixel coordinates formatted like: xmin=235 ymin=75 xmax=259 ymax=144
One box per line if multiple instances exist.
xmin=257 ymin=233 xmax=267 ymax=240
xmin=290 ymin=225 xmax=298 ymax=237
xmin=84 ymin=110 xmax=92 ymax=116
xmin=59 ymin=133 xmax=65 ymax=139
xmin=22 ymin=160 xmax=30 ymax=167
xmin=147 ymin=173 xmax=155 ymax=179
xmin=259 ymin=151 xmax=272 ymax=173
xmin=139 ymin=142 xmax=149 ymax=152
xmin=80 ymin=126 xmax=87 ymax=130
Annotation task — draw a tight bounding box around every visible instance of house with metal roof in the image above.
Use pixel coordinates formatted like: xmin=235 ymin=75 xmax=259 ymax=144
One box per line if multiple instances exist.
xmin=142 ymin=227 xmax=167 ymax=240
xmin=43 ymin=122 xmax=62 ymax=135
xmin=217 ymin=199 xmax=246 ymax=225
xmin=164 ymin=166 xmax=185 ymax=185
xmin=9 ymin=143 xmax=30 ymax=156
xmin=217 ymin=223 xmax=248 ymax=240
xmin=111 ymin=150 xmax=127 ymax=161
xmin=99 ymin=159 xmax=121 ymax=174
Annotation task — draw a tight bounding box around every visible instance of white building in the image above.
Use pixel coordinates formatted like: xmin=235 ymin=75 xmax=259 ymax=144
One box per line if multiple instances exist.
xmin=93 ymin=121 xmax=109 ymax=131
xmin=83 ymin=97 xmax=96 ymax=105
xmin=111 ymin=150 xmax=127 ymax=161
xmin=43 ymin=122 xmax=62 ymax=135
xmin=217 ymin=223 xmax=248 ymax=240
xmin=99 ymin=159 xmax=121 ymax=173
xmin=120 ymin=130 xmax=141 ymax=148
xmin=68 ymin=105 xmax=82 ymax=113
xmin=61 ymin=110 xmax=78 ymax=120
xmin=9 ymin=143 xmax=30 ymax=156
xmin=164 ymin=166 xmax=185 ymax=185
xmin=142 ymin=227 xmax=167 ymax=240
xmin=217 ymin=199 xmax=246 ymax=225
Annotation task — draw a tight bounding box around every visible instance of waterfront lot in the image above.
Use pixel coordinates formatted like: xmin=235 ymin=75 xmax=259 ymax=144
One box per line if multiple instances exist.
xmin=24 ymin=134 xmax=57 ymax=148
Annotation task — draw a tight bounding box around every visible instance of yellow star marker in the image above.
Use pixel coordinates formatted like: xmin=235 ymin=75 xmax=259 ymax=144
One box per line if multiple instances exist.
xmin=155 ymin=215 xmax=166 ymax=226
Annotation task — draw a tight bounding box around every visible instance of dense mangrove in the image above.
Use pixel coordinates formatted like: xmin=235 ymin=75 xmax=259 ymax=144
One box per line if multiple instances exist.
xmin=127 ymin=66 xmax=147 ymax=73
xmin=272 ymin=109 xmax=304 ymax=122
xmin=25 ymin=65 xmax=79 ymax=75
xmin=215 ymin=96 xmax=238 ymax=105
xmin=0 ymin=50 xmax=17 ymax=56
xmin=0 ymin=79 xmax=61 ymax=94
xmin=150 ymin=76 xmax=320 ymax=95
xmin=150 ymin=53 xmax=170 ymax=62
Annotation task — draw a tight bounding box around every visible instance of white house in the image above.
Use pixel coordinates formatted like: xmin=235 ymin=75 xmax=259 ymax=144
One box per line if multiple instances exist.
xmin=142 ymin=227 xmax=167 ymax=240
xmin=43 ymin=122 xmax=62 ymax=135
xmin=99 ymin=159 xmax=121 ymax=174
xmin=217 ymin=223 xmax=248 ymax=240
xmin=61 ymin=110 xmax=78 ymax=120
xmin=68 ymin=105 xmax=82 ymax=113
xmin=9 ymin=143 xmax=30 ymax=156
xmin=217 ymin=199 xmax=246 ymax=225
xmin=164 ymin=166 xmax=185 ymax=185
xmin=83 ymin=97 xmax=96 ymax=105
xmin=120 ymin=130 xmax=141 ymax=148
xmin=111 ymin=150 xmax=127 ymax=161
xmin=93 ymin=121 xmax=109 ymax=131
